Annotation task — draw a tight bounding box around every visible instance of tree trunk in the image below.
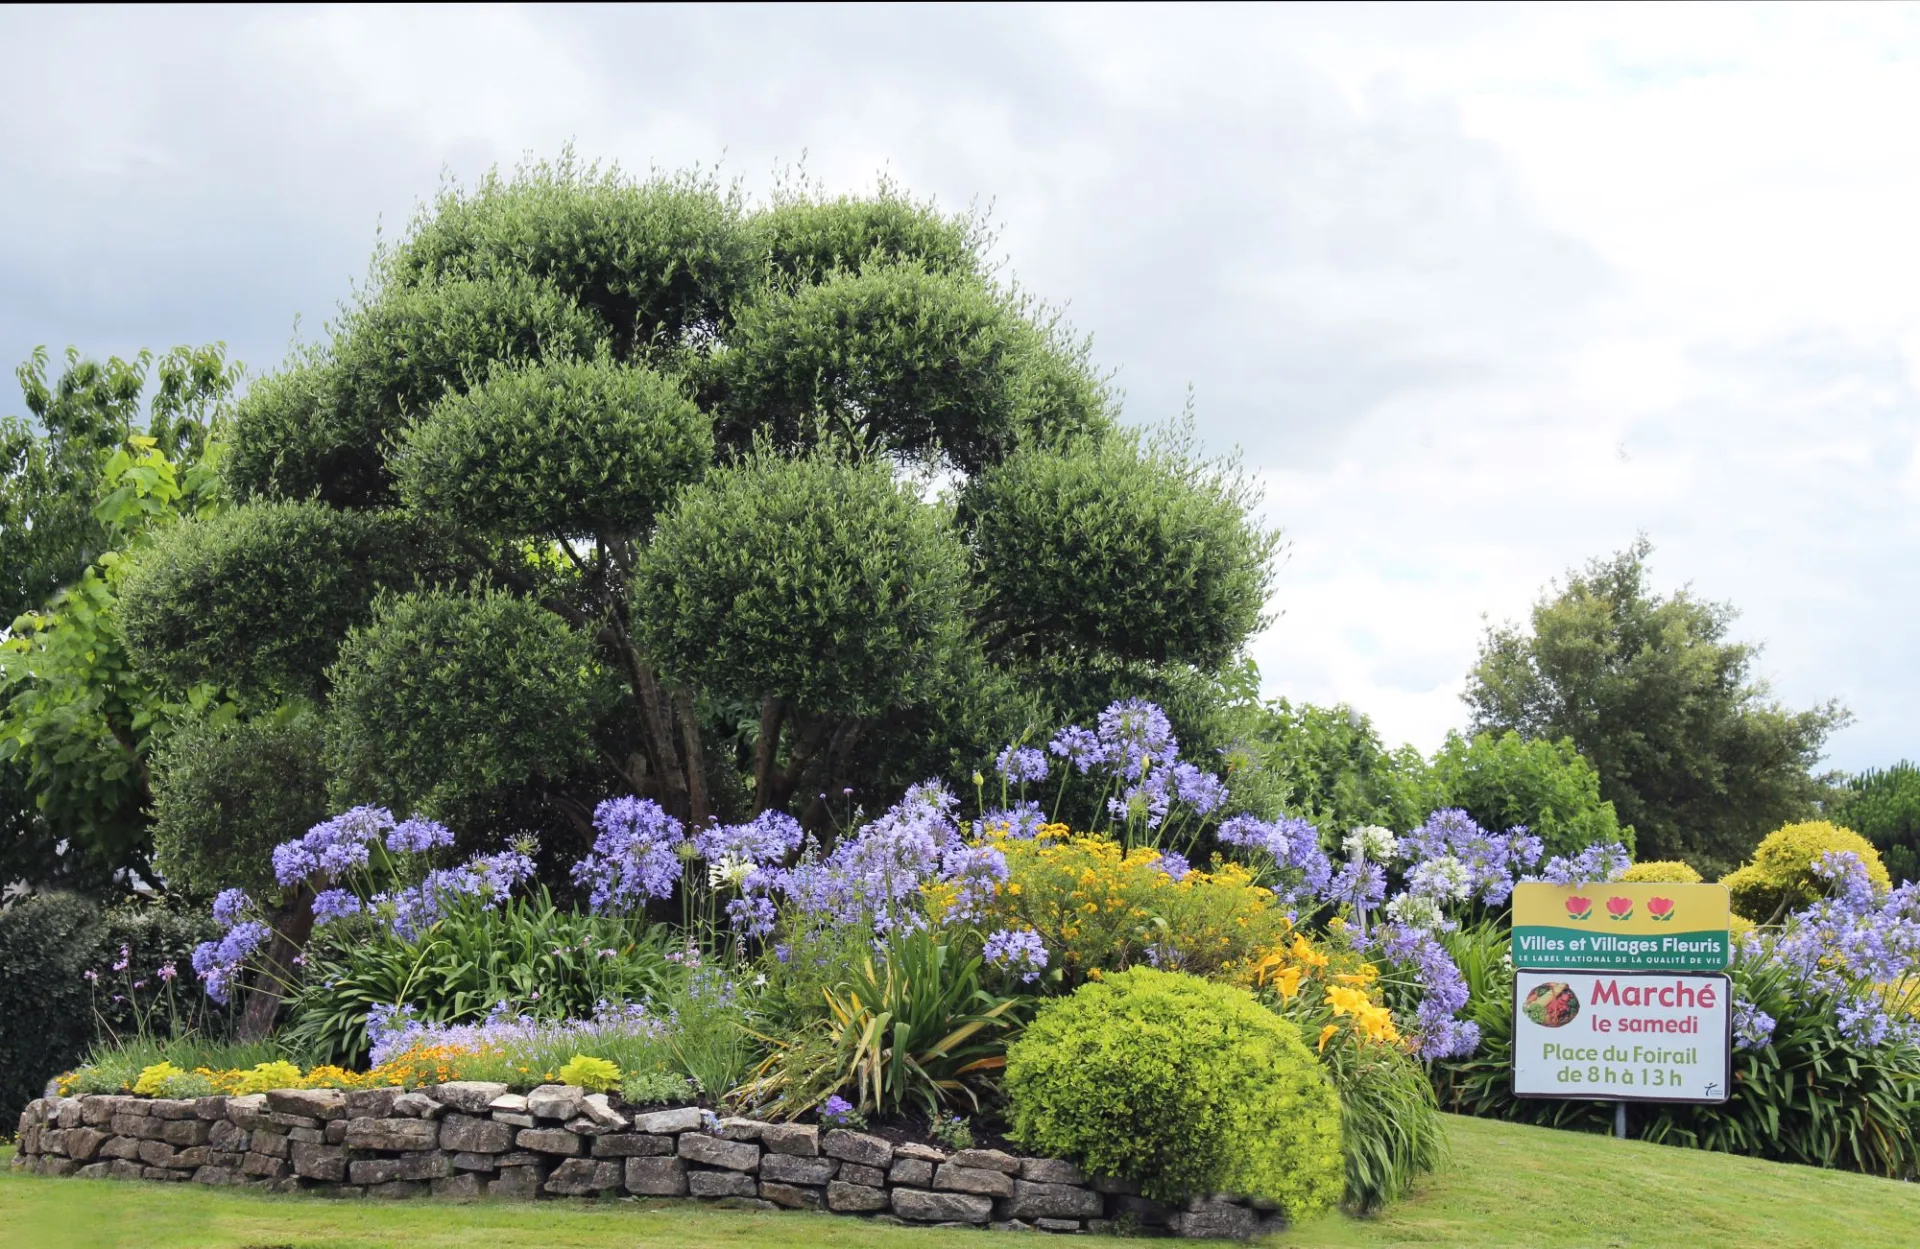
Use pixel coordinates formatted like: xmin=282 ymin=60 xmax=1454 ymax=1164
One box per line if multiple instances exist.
xmin=754 ymin=697 xmax=788 ymax=812
xmin=672 ymin=685 xmax=710 ymax=828
xmin=239 ymin=887 xmax=314 ymax=1041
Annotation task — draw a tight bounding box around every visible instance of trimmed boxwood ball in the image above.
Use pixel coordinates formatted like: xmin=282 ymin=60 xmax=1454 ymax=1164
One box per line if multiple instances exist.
xmin=965 ymin=435 xmax=1277 ymax=669
xmin=634 ymin=452 xmax=970 ymax=718
xmin=1722 ymin=820 xmax=1891 ymax=922
xmin=150 ymin=705 xmax=331 ymax=898
xmin=324 ymin=588 xmax=606 ymax=816
xmin=119 ymin=501 xmax=432 ymax=698
xmin=1004 ymin=966 xmax=1343 ymax=1215
xmin=395 ymin=356 xmax=711 ymax=538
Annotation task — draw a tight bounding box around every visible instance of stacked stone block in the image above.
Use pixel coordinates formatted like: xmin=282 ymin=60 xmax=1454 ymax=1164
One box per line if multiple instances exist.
xmin=12 ymin=1090 xmax=1286 ymax=1239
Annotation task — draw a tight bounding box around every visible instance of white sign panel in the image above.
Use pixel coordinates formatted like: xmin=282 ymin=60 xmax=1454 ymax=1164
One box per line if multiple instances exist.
xmin=1512 ymin=969 xmax=1731 ymax=1104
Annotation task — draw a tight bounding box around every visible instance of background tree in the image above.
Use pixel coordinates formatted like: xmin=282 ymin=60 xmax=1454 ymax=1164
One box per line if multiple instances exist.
xmin=1425 ymin=730 xmax=1628 ymax=858
xmin=0 ymin=348 xmax=239 ymax=891
xmin=116 ymin=156 xmax=1282 ymax=887
xmin=1831 ymin=762 xmax=1920 ymax=886
xmin=1463 ymin=538 xmax=1846 ymax=873
xmin=1247 ymin=700 xmax=1429 ymax=836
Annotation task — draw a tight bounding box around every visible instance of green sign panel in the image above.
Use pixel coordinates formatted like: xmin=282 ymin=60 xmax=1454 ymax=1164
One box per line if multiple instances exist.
xmin=1511 ymin=882 xmax=1731 ymax=972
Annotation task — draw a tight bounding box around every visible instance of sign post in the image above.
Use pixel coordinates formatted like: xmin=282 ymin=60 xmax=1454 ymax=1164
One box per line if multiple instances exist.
xmin=1510 ymin=881 xmax=1734 ymax=1120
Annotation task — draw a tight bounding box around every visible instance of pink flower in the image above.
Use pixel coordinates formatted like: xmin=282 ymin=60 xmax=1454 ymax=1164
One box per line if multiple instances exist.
xmin=111 ymin=944 xmax=130 ymax=972
xmin=157 ymin=962 xmax=177 ymax=982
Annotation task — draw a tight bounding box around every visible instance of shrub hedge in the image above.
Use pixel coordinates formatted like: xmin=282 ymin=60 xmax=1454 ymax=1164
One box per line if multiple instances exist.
xmin=0 ymin=893 xmax=215 ymax=1130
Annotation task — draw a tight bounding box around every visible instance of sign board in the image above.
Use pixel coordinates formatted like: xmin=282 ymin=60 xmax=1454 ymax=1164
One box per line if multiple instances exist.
xmin=1512 ymin=969 xmax=1731 ymax=1103
xmin=1511 ymin=881 xmax=1731 ymax=972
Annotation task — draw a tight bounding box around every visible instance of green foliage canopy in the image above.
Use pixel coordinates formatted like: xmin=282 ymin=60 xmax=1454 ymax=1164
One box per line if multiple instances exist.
xmin=395 ymin=356 xmax=711 ymax=537
xmin=324 ymin=588 xmax=605 ymax=816
xmin=967 ymin=430 xmax=1277 ymax=670
xmin=1833 ymin=762 xmax=1920 ymax=886
xmin=1427 ymin=729 xmax=1629 ymax=858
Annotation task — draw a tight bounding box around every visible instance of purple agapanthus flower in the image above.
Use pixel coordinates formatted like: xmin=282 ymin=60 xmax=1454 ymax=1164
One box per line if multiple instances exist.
xmin=310 ymin=888 xmax=363 ymax=926
xmin=983 ymin=927 xmax=1049 ymax=983
xmin=571 ymin=796 xmax=686 ymax=913
xmin=996 ymin=745 xmax=1049 ymax=786
xmin=1218 ymin=814 xmax=1332 ymax=908
xmin=974 ymin=802 xmax=1048 ymax=841
xmin=211 ymin=888 xmax=252 ymax=929
xmin=387 ymin=817 xmax=455 ymax=855
xmin=693 ymin=810 xmax=804 ymax=866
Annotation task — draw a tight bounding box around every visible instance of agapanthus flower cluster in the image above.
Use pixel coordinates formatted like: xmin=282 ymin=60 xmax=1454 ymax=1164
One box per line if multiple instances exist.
xmin=692 ymin=810 xmax=804 ymax=867
xmin=1343 ymin=825 xmax=1398 ymax=862
xmin=375 ymin=848 xmax=537 ymax=939
xmin=1326 ymin=858 xmax=1389 ymax=911
xmin=386 ymin=817 xmax=455 ymax=855
xmin=1097 ymin=699 xmax=1177 ymax=780
xmin=365 ymin=998 xmax=667 ymax=1067
xmin=983 ymin=927 xmax=1049 ymax=983
xmin=996 ymin=745 xmax=1049 ymax=786
xmin=1742 ymin=851 xmax=1920 ymax=1048
xmin=1538 ymin=842 xmax=1630 ymax=889
xmin=1399 ymin=809 xmax=1542 ymax=906
xmin=571 ymin=797 xmax=686 ymax=913
xmin=973 ymin=802 xmax=1048 ymax=841
xmin=1372 ymin=921 xmax=1480 ymax=1059
xmin=1217 ymin=814 xmax=1332 ymax=910
xmin=191 ymin=896 xmax=269 ymax=1006
xmin=273 ymin=806 xmax=392 ymax=887
xmin=938 ymin=843 xmax=1010 ymax=923
xmin=1731 ymin=997 xmax=1777 ymax=1050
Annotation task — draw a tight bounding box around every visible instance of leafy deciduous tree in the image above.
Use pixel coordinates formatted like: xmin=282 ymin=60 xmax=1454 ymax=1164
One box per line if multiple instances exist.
xmin=1463 ymin=538 xmax=1847 ymax=873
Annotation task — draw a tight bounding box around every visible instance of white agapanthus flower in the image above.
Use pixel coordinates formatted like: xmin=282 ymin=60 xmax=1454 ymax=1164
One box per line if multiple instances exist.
xmin=1343 ymin=825 xmax=1398 ymax=862
xmin=1409 ymin=854 xmax=1473 ymax=902
xmin=707 ymin=855 xmax=753 ymax=891
xmin=1386 ymin=893 xmax=1445 ymax=931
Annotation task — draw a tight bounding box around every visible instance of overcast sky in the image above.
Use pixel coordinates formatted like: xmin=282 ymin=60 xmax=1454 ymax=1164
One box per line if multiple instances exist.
xmin=3 ymin=3 xmax=1914 ymax=769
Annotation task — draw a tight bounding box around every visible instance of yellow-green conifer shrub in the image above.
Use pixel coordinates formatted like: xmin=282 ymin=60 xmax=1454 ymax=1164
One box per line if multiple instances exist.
xmin=1721 ymin=821 xmax=1890 ymax=922
xmin=1620 ymin=860 xmax=1703 ymax=884
xmin=1004 ymin=967 xmax=1342 ymax=1215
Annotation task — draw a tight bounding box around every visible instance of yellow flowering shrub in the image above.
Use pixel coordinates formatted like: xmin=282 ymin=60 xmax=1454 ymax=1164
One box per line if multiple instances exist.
xmin=1621 ymin=860 xmax=1703 ymax=884
xmin=132 ymin=1062 xmax=185 ymax=1097
xmin=1722 ymin=821 xmax=1890 ymax=921
xmin=928 ymin=827 xmax=1292 ymax=980
xmin=1237 ymin=928 xmax=1404 ymax=1054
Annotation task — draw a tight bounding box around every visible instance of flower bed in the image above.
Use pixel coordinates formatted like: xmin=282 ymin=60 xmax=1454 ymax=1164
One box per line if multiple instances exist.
xmin=12 ymin=1083 xmax=1286 ymax=1239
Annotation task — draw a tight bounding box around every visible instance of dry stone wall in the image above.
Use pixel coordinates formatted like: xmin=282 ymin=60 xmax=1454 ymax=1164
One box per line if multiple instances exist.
xmin=12 ymin=1087 xmax=1284 ymax=1239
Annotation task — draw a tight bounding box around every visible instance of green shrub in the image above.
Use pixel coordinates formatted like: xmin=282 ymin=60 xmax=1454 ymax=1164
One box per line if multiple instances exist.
xmin=119 ymin=501 xmax=431 ymax=697
xmin=1620 ymin=860 xmax=1704 ymax=884
xmin=635 ymin=452 xmax=970 ymax=719
xmin=1004 ymin=967 xmax=1342 ymax=1213
xmin=757 ymin=188 xmax=980 ymax=284
xmin=620 ymin=1069 xmax=696 ymax=1107
xmin=1427 ymin=730 xmax=1629 ymax=859
xmin=0 ymin=895 xmax=220 ymax=1125
xmin=1721 ymin=820 xmax=1889 ymax=923
xmin=149 ymin=706 xmax=331 ymax=897
xmin=395 ymin=356 xmax=711 ymax=538
xmin=965 ymin=432 xmax=1278 ymax=670
xmin=323 ymin=588 xmax=606 ymax=816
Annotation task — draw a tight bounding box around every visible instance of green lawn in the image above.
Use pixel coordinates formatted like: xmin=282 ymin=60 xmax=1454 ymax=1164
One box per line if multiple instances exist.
xmin=5 ymin=1115 xmax=1918 ymax=1248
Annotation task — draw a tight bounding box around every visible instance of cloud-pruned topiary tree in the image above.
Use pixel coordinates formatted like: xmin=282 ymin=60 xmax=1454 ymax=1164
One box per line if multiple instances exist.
xmin=119 ymin=152 xmax=1281 ymax=853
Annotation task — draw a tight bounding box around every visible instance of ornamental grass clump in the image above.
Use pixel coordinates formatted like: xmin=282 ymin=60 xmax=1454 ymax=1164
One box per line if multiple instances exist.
xmin=1004 ymin=967 xmax=1342 ymax=1215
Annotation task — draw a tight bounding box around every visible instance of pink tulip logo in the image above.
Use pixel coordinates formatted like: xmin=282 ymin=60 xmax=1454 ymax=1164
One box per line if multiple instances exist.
xmin=1565 ymin=896 xmax=1594 ymax=921
xmin=1606 ymin=896 xmax=1634 ymax=922
xmin=1648 ymin=897 xmax=1675 ymax=923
